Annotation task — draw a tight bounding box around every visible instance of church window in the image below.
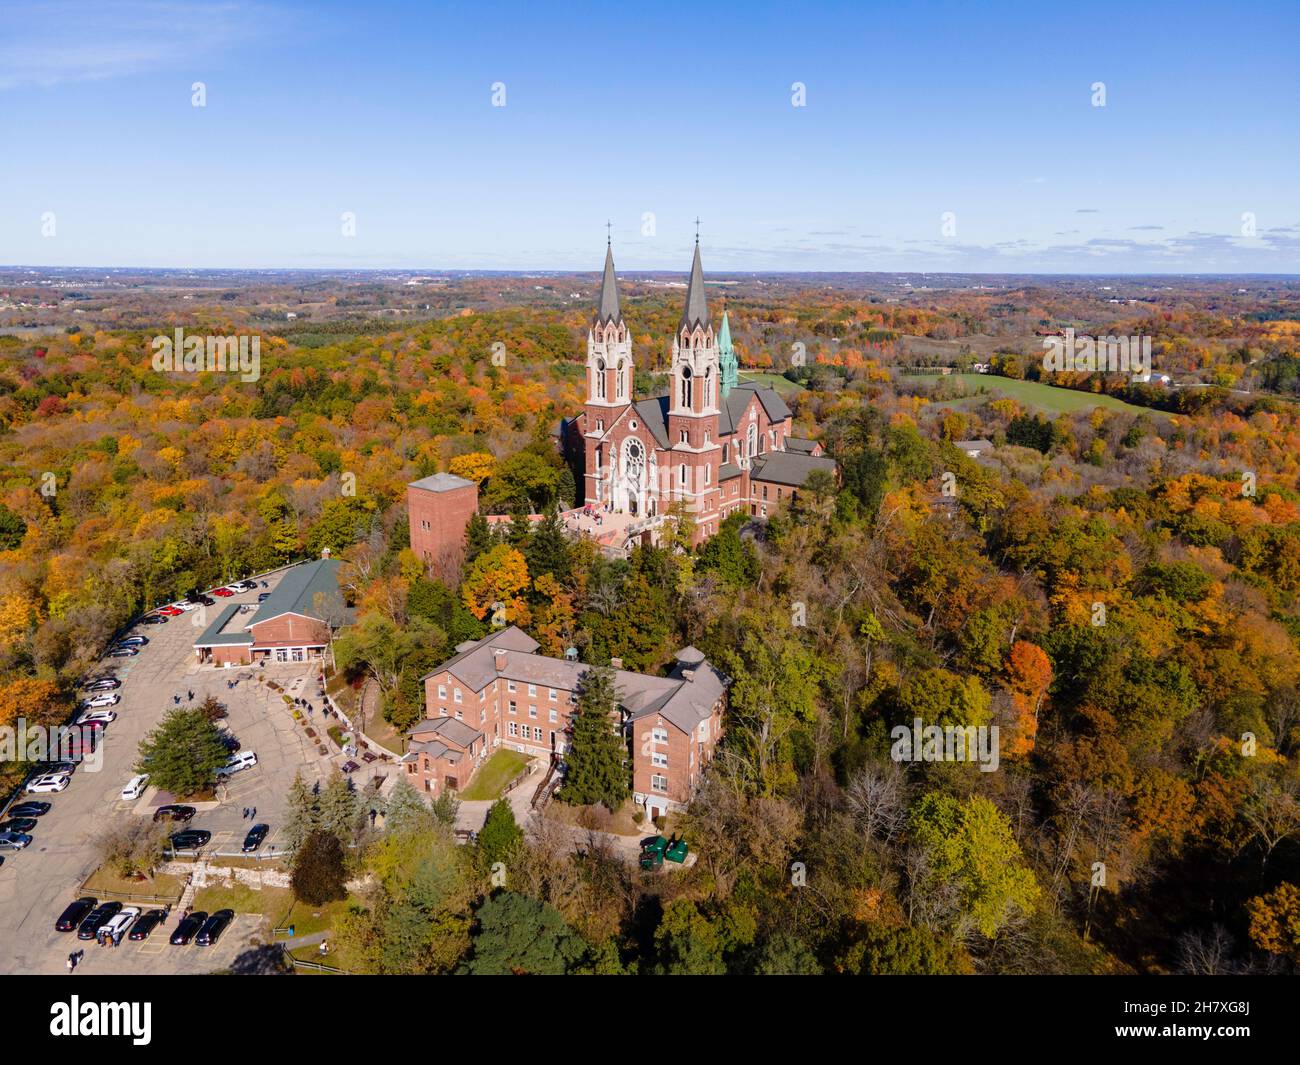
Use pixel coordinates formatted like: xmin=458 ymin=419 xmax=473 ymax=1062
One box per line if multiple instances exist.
xmin=595 ymin=358 xmax=607 ymax=399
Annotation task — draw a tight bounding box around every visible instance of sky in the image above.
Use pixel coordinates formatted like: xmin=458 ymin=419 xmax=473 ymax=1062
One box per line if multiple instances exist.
xmin=1 ymin=0 xmax=1297 ymax=273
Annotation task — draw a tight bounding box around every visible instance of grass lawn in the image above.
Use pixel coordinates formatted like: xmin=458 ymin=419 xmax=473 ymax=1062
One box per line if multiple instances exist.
xmin=913 ymin=373 xmax=1160 ymax=417
xmin=193 ymin=882 xmax=292 ymax=919
xmin=276 ymin=896 xmax=357 ymax=939
xmin=737 ymin=371 xmax=804 ymax=396
xmin=361 ymin=712 xmax=405 ymax=755
xmin=459 ymin=749 xmax=533 ymax=800
xmin=546 ymin=796 xmax=645 ymax=837
xmin=82 ymin=867 xmax=184 ymax=903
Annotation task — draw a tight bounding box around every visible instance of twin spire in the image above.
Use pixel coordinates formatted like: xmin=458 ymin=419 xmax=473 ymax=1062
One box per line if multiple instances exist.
xmin=594 ymin=230 xmax=710 ymax=332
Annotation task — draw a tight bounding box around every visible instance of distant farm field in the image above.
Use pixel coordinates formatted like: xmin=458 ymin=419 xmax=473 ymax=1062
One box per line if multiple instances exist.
xmin=912 ymin=373 xmax=1158 ymax=417
xmin=737 ymin=371 xmax=804 ymax=395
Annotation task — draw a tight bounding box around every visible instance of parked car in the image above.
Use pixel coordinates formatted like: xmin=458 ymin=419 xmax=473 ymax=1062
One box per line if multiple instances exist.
xmin=232 ymin=580 xmax=259 ymax=592
xmin=120 ymin=775 xmax=149 ymax=801
xmin=128 ymin=909 xmax=167 ymax=941
xmin=241 ymin=823 xmax=269 ymax=853
xmin=171 ymin=600 xmax=199 ymax=612
xmin=152 ymin=804 xmax=195 ymax=823
xmin=7 ymin=801 xmax=51 ymax=818
xmin=107 ymin=647 xmax=139 ymax=658
xmin=0 ymin=830 xmax=33 ymax=851
xmin=195 ymin=909 xmax=234 ymax=945
xmin=82 ymin=677 xmax=120 ymax=692
xmin=170 ymin=911 xmax=206 ymax=945
xmin=55 ymin=897 xmax=98 ymax=932
xmin=0 ymin=817 xmax=38 ymax=834
xmin=140 ymin=614 xmax=169 ymax=625
xmin=77 ymin=901 xmax=122 ymax=940
xmin=340 ymin=760 xmax=360 ymax=774
xmin=43 ymin=762 xmax=78 ymax=776
xmin=98 ymin=906 xmax=140 ymax=944
xmin=116 ymin=635 xmax=149 ymax=647
xmin=215 ymin=751 xmax=257 ymax=776
xmin=169 ymin=829 xmax=211 ymax=852
xmin=77 ymin=696 xmax=119 ymax=714
xmin=212 ymin=587 xmax=235 ymax=598
xmin=26 ymin=774 xmax=70 ymax=794
xmin=156 ymin=605 xmax=183 ymax=617
xmin=198 ymin=594 xmax=216 ymax=606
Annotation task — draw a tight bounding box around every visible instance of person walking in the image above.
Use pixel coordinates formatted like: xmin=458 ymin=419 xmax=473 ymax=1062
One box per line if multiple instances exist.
xmin=67 ymin=953 xmax=75 ymax=973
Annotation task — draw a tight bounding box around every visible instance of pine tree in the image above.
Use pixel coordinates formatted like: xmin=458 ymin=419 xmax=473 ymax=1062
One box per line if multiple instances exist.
xmin=283 ymin=773 xmax=320 ymax=856
xmin=526 ymin=508 xmax=571 ymax=584
xmin=291 ymin=829 xmax=348 ymax=906
xmin=464 ymin=511 xmax=493 ymax=565
xmin=560 ymin=666 xmax=629 ymax=810
xmin=135 ymin=707 xmax=230 ymax=798
xmin=384 ymin=775 xmax=437 ymax=836
xmin=477 ymin=798 xmax=523 ymax=866
xmin=318 ymin=770 xmax=361 ymax=847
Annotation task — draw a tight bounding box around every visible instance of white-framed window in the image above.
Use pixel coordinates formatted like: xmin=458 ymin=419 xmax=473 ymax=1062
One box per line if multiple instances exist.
xmin=652 ymin=727 xmax=669 ymax=744
xmin=437 ymin=685 xmax=446 ymax=699
xmin=528 ymin=684 xmax=537 ymax=697
xmin=508 ymin=701 xmax=517 ymax=715
xmin=549 ymin=688 xmax=557 ymax=701
xmin=507 ymin=681 xmax=516 ymax=693
xmin=549 ymin=708 xmax=558 ymax=723
xmin=528 ymin=705 xmax=537 ymax=719
xmin=454 ymin=710 xmax=463 ymax=721
xmin=652 ymin=752 xmax=668 ymax=768
xmin=698 ymin=721 xmax=710 ymax=741
xmin=508 ymin=722 xmax=518 ymax=737
xmin=533 ymin=726 xmax=544 ymax=742
xmin=438 ymin=707 xmax=448 ymax=717
xmin=651 ymin=775 xmax=668 ymax=793
xmin=453 ymin=688 xmax=462 ymax=704
xmin=479 ymin=709 xmax=486 ymax=724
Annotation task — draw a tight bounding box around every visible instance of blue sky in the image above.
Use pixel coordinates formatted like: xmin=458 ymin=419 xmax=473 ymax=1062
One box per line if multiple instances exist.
xmin=2 ymin=0 xmax=1297 ymax=272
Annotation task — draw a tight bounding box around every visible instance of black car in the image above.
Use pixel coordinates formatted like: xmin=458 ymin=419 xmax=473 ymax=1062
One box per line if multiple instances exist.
xmin=153 ymin=804 xmax=196 ymax=823
xmin=169 ymin=829 xmax=211 ymax=851
xmin=44 ymin=762 xmax=78 ymax=776
xmin=241 ymin=823 xmax=269 ymax=853
xmin=77 ymin=901 xmax=122 ymax=940
xmin=170 ymin=911 xmax=206 ymax=945
xmin=140 ymin=614 xmax=169 ymax=625
xmin=7 ymin=801 xmax=52 ymax=818
xmin=82 ymin=678 xmax=120 ymax=692
xmin=198 ymin=594 xmax=216 ymax=606
xmin=0 ymin=818 xmax=37 ymax=834
xmin=55 ymin=897 xmax=98 ymax=933
xmin=195 ymin=909 xmax=234 ymax=946
xmin=128 ymin=909 xmax=167 ymax=941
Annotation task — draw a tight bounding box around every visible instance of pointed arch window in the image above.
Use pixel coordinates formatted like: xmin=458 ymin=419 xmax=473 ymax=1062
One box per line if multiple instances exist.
xmin=679 ymin=365 xmax=693 ymax=409
xmin=595 ymin=358 xmax=606 ymax=400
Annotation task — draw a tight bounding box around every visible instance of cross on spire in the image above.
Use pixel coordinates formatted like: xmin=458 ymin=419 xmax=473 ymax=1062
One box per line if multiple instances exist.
xmin=605 ymin=219 xmax=612 ymax=246
xmin=694 ymin=216 xmax=701 ymax=244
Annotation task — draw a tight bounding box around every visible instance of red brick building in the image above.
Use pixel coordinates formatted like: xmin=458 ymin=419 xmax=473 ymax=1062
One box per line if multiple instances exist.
xmin=407 ymin=472 xmax=480 ymax=580
xmin=401 ymin=627 xmax=727 ymax=819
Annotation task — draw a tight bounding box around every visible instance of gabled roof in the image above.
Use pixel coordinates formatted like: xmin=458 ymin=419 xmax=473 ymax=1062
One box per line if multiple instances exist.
xmin=750 ymin=451 xmax=838 ymax=487
xmin=718 ymin=383 xmax=792 ymax=435
xmin=247 ymin=557 xmax=349 ymax=628
xmin=680 ymin=242 xmax=710 ymax=332
xmin=785 ymin=437 xmax=819 ymax=454
xmin=407 ymin=716 xmax=483 ymax=750
xmin=595 ymin=244 xmax=621 ymax=326
xmin=632 ymin=396 xmax=671 ymax=449
xmin=193 ymin=603 xmax=253 ymax=647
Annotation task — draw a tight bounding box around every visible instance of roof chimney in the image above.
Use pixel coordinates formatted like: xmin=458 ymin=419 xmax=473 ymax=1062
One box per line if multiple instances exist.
xmin=321 ymin=547 xmax=331 ymax=558
xmin=493 ymin=649 xmax=508 ymax=671
xmin=610 ymin=657 xmax=623 ymax=670
xmin=682 ymin=669 xmax=695 ymax=682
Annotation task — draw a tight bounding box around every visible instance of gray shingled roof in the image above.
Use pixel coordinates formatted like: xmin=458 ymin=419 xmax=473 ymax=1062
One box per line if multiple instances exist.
xmin=632 ymin=396 xmax=671 ymax=448
xmin=718 ymin=384 xmax=792 ymax=434
xmin=750 ymin=451 xmax=838 ymax=487
xmin=680 ymin=242 xmax=710 ymax=332
xmin=407 ymin=716 xmax=483 ymax=749
xmin=420 ymin=627 xmax=727 ymax=735
xmin=192 ymin=603 xmax=253 ymax=647
xmin=247 ymin=557 xmax=349 ymax=627
xmin=409 ymin=472 xmax=476 ymax=493
xmin=785 ymin=437 xmax=819 ymax=454
xmin=595 ymin=244 xmax=621 ymax=325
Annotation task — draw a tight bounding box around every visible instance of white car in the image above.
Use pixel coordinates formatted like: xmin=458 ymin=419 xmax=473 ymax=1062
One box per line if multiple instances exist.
xmin=120 ymin=774 xmax=149 ymax=801
xmin=215 ymin=750 xmax=258 ymax=776
xmin=232 ymin=580 xmax=258 ymax=592
xmin=172 ymin=600 xmax=199 ymax=612
xmin=79 ymin=693 xmax=120 ymax=710
xmin=98 ymin=907 xmax=140 ymax=942
xmin=77 ymin=709 xmax=118 ymax=726
xmin=26 ymin=773 xmax=70 ymax=794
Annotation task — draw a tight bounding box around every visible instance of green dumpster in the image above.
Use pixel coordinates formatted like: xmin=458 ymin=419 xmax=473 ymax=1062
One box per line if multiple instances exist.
xmin=639 ymin=849 xmax=664 ymax=871
xmin=665 ymin=838 xmax=689 ymax=863
xmin=640 ymin=835 xmax=667 ymax=857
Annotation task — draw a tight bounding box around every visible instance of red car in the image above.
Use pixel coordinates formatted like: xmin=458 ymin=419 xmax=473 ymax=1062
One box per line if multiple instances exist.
xmin=157 ymin=605 xmax=183 ymax=616
xmin=212 ymin=588 xmax=234 ymax=597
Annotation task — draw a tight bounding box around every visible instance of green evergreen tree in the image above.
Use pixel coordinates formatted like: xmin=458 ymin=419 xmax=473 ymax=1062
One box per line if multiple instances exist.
xmin=135 ymin=708 xmax=230 ymax=797
xmin=476 ymin=798 xmax=523 ymax=867
xmin=291 ymin=829 xmax=348 ymax=906
xmin=464 ymin=511 xmax=493 ymax=566
xmin=560 ymin=666 xmax=629 ymax=810
xmin=283 ymin=773 xmax=320 ymax=855
xmin=525 ymin=507 xmax=571 ymax=584
xmin=460 ymin=891 xmax=588 ymax=975
xmin=318 ymin=770 xmax=361 ymax=847
xmin=383 ymin=776 xmax=436 ymax=836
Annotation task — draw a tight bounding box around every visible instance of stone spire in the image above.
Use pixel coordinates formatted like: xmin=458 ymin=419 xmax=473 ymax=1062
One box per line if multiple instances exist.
xmin=680 ymin=240 xmax=710 ymax=333
xmin=595 ymin=242 xmax=621 ymax=326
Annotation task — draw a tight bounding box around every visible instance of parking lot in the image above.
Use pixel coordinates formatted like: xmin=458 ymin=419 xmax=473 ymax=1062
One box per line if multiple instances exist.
xmin=0 ymin=572 xmax=349 ymax=975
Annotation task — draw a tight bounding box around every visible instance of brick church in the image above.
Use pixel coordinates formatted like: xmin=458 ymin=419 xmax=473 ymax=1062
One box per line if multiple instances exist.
xmin=559 ymin=239 xmax=835 ymax=545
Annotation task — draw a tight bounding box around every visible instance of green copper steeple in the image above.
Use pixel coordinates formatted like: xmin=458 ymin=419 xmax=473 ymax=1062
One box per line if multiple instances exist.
xmin=718 ymin=310 xmax=738 ymax=397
